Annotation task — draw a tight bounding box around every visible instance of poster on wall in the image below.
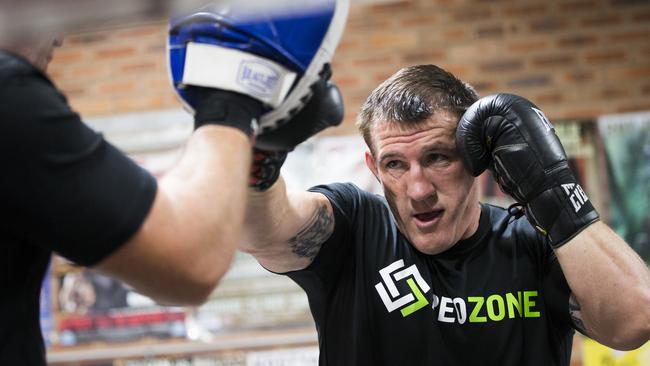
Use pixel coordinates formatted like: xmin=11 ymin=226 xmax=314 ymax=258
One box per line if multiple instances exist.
xmin=597 ymin=112 xmax=650 ymax=264
xmin=582 ymin=112 xmax=650 ymax=365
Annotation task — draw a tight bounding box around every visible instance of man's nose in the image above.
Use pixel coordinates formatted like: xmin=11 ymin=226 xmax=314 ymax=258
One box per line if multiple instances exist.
xmin=406 ymin=165 xmax=435 ymax=202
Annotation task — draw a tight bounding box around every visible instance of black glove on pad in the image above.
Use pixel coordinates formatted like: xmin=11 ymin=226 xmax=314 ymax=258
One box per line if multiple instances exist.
xmin=193 ymin=87 xmax=263 ymax=137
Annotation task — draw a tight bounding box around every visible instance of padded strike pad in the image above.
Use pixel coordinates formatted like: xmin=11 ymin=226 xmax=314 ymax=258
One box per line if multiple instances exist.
xmin=168 ymin=0 xmax=349 ymax=132
xmin=181 ymin=43 xmax=297 ymax=108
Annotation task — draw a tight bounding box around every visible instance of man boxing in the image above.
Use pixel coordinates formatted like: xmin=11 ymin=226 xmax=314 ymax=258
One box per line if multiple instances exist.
xmin=0 ymin=1 xmax=347 ymax=364
xmin=241 ymin=64 xmax=650 ymax=365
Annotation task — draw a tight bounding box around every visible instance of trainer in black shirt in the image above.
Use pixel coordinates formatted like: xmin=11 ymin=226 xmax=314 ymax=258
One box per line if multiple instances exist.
xmin=0 ymin=32 xmax=254 ymax=365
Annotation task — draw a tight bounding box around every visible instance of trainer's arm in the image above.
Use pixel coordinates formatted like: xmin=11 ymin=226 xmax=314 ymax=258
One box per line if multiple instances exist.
xmin=95 ymin=126 xmax=251 ymax=306
xmin=240 ymin=177 xmax=335 ymax=273
xmin=556 ymin=221 xmax=650 ymax=350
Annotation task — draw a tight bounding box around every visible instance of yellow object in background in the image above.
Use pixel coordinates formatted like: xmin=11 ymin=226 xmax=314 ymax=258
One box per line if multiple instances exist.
xmin=583 ymin=338 xmax=650 ymax=366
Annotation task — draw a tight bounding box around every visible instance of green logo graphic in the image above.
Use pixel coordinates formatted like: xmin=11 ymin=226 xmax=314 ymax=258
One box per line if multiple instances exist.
xmin=400 ymin=278 xmax=429 ymax=317
xmin=375 ymin=260 xmax=430 ymax=317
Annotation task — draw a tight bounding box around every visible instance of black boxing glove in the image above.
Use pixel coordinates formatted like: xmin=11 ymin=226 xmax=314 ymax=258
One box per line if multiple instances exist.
xmin=192 ymin=87 xmax=263 ymax=137
xmin=249 ymin=64 xmax=344 ymax=191
xmin=255 ymin=64 xmax=344 ymax=151
xmin=456 ymin=93 xmax=599 ymax=248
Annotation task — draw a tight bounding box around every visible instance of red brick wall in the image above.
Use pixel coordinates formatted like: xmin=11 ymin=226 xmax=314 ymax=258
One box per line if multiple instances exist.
xmin=49 ymin=23 xmax=174 ymax=116
xmin=49 ymin=0 xmax=650 ymax=135
xmin=49 ymin=0 xmax=650 ymax=136
xmin=332 ymin=0 xmax=650 ymax=134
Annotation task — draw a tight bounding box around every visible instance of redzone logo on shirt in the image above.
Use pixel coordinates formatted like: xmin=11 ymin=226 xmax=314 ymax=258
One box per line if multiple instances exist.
xmin=375 ymin=260 xmax=543 ymax=322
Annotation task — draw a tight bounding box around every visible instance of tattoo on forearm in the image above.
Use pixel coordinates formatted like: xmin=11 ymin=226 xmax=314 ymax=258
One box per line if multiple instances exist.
xmin=288 ymin=204 xmax=334 ymax=261
xmin=569 ymin=294 xmax=588 ymax=335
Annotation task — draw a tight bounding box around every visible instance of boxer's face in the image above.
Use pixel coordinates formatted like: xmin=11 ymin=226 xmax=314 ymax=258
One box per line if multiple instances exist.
xmin=365 ymin=110 xmax=481 ymax=255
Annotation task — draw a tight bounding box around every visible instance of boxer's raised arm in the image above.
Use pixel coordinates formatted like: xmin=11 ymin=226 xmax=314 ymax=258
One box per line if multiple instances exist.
xmin=457 ymin=93 xmax=650 ymax=350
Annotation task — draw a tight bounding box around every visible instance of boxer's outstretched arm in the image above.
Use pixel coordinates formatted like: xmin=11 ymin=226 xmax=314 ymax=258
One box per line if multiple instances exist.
xmin=556 ymin=221 xmax=650 ymax=350
xmin=237 ymin=65 xmax=343 ymax=274
xmin=95 ymin=126 xmax=251 ymax=306
xmin=241 ymin=176 xmax=335 ymax=273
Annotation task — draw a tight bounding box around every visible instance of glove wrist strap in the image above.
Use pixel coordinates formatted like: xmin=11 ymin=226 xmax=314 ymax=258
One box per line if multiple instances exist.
xmin=193 ymin=88 xmax=262 ymax=137
xmin=526 ymin=180 xmax=600 ymax=248
xmin=249 ymin=149 xmax=288 ymax=192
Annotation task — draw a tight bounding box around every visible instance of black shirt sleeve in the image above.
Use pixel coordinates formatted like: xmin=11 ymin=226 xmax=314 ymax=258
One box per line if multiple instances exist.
xmin=0 ymin=60 xmax=157 ymax=266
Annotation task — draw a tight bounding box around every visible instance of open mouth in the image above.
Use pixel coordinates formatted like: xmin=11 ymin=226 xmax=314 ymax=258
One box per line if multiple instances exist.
xmin=413 ymin=210 xmax=443 ymax=226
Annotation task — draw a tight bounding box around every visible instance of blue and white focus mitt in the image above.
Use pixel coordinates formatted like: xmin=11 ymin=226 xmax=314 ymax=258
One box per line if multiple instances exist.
xmin=168 ymin=0 xmax=349 ymax=136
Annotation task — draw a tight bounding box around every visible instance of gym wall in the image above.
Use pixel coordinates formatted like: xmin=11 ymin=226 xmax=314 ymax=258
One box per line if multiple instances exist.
xmin=48 ymin=0 xmax=650 ymax=135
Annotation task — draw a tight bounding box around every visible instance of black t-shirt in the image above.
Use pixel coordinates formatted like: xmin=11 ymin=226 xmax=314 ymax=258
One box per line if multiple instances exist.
xmin=0 ymin=51 xmax=157 ymax=365
xmin=288 ymin=183 xmax=574 ymax=366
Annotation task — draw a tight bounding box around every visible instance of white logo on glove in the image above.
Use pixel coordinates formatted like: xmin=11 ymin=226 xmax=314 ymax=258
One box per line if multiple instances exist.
xmin=561 ymin=183 xmax=589 ymax=213
xmin=531 ymin=107 xmax=553 ymax=131
xmin=238 ymin=60 xmax=280 ymax=98
xmin=181 ymin=43 xmax=296 ymax=108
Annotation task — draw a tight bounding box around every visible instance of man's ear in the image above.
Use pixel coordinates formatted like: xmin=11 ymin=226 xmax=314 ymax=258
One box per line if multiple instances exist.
xmin=364 ymin=150 xmax=380 ymax=183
